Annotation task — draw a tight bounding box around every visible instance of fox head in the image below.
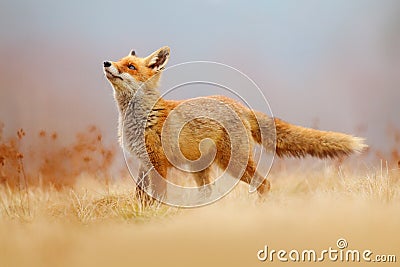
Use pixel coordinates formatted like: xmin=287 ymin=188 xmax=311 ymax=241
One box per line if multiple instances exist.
xmin=103 ymin=46 xmax=170 ymax=93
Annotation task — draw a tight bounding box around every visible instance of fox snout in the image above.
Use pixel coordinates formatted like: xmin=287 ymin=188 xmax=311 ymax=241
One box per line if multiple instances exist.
xmin=103 ymin=61 xmax=123 ymax=81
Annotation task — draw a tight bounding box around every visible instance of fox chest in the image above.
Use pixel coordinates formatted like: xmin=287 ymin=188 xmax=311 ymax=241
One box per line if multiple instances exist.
xmin=120 ymin=107 xmax=164 ymax=163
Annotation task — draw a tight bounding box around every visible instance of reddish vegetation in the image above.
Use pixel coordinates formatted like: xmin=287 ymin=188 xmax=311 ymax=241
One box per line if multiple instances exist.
xmin=0 ymin=123 xmax=115 ymax=189
xmin=0 ymin=123 xmax=26 ymax=188
xmin=387 ymin=124 xmax=400 ymax=167
xmin=372 ymin=124 xmax=400 ymax=167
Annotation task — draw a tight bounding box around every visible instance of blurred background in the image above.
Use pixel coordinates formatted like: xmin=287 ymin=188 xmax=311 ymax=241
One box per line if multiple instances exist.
xmin=0 ymin=0 xmax=399 ymax=170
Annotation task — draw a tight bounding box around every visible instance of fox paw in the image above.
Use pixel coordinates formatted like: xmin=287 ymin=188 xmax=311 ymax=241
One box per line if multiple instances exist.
xmin=257 ymin=179 xmax=271 ymax=196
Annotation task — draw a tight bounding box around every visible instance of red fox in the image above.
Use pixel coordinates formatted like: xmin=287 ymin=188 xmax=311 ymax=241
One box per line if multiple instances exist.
xmin=103 ymin=46 xmax=367 ymax=199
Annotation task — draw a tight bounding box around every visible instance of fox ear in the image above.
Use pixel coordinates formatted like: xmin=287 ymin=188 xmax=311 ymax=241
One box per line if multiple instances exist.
xmin=129 ymin=49 xmax=136 ymax=57
xmin=145 ymin=46 xmax=170 ymax=71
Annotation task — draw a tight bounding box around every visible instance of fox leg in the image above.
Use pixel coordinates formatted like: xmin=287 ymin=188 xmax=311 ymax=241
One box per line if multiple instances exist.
xmin=192 ymin=167 xmax=212 ymax=198
xmin=150 ymin=162 xmax=168 ymax=200
xmin=136 ymin=162 xmax=168 ymax=202
xmin=216 ymin=153 xmax=270 ymax=196
xmin=135 ymin=164 xmax=154 ymax=203
xmin=239 ymin=159 xmax=271 ymax=196
xmin=193 ymin=167 xmax=211 ymax=187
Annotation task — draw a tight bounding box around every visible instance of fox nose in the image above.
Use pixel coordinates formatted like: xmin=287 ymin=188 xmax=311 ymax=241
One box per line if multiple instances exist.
xmin=103 ymin=61 xmax=111 ymax=68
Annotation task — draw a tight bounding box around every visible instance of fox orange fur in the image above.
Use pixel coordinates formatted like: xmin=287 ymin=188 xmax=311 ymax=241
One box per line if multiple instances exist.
xmin=103 ymin=46 xmax=367 ymax=199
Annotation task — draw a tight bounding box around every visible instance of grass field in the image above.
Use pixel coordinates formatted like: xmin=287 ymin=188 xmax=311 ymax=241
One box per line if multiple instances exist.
xmin=1 ymin=125 xmax=400 ymax=266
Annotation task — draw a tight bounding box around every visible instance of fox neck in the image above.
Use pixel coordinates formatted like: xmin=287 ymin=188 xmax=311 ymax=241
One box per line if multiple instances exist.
xmin=114 ymin=83 xmax=164 ymax=155
xmin=114 ymin=83 xmax=163 ymax=140
xmin=114 ymin=84 xmax=161 ymax=117
xmin=114 ymin=89 xmax=133 ymax=118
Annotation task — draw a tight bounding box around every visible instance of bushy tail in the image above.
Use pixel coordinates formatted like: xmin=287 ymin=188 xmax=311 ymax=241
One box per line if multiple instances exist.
xmin=249 ymin=112 xmax=367 ymax=159
xmin=273 ymin=118 xmax=366 ymax=158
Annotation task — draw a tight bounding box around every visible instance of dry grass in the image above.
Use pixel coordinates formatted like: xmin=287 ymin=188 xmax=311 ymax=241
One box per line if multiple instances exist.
xmin=0 ymin=163 xmax=399 ymax=267
xmin=0 ymin=180 xmax=172 ymax=224
xmin=0 ymin=124 xmax=400 ymax=266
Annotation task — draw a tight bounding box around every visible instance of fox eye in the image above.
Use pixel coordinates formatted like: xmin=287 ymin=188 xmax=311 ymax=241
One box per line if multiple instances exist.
xmin=128 ymin=64 xmax=136 ymax=70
